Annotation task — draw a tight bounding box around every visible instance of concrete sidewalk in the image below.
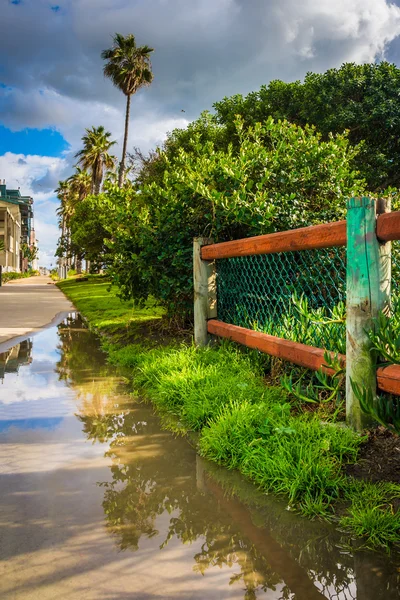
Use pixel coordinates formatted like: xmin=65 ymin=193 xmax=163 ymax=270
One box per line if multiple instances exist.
xmin=0 ymin=276 xmax=74 ymax=350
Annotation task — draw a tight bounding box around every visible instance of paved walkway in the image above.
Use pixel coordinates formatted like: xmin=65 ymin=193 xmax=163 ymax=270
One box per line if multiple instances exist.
xmin=0 ymin=276 xmax=74 ymax=350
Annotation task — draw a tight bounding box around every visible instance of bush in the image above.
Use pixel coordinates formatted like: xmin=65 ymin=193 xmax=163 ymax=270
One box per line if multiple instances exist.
xmin=1 ymin=270 xmax=38 ymax=284
xmin=107 ymin=117 xmax=365 ymax=320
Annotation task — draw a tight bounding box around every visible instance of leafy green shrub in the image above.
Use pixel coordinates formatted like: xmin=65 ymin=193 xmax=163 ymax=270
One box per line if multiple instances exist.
xmin=1 ymin=270 xmax=38 ymax=284
xmin=214 ymin=62 xmax=400 ymax=190
xmin=107 ymin=117 xmax=365 ymax=320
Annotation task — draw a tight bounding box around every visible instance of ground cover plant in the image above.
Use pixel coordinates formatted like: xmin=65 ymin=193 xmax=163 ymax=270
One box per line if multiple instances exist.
xmin=58 ymin=277 xmax=400 ymax=552
xmin=1 ymin=270 xmax=39 ymax=284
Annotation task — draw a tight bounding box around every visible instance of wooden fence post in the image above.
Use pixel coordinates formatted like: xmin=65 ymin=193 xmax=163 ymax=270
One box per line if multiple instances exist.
xmin=346 ymin=197 xmax=391 ymax=430
xmin=193 ymin=237 xmax=217 ymax=346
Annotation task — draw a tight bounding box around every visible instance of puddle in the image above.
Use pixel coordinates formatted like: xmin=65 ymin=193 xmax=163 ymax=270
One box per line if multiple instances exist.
xmin=0 ymin=314 xmax=399 ymax=600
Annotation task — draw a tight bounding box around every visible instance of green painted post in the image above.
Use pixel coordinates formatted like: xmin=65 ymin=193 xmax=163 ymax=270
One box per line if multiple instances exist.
xmin=346 ymin=197 xmax=391 ymax=430
xmin=193 ymin=237 xmax=217 ymax=346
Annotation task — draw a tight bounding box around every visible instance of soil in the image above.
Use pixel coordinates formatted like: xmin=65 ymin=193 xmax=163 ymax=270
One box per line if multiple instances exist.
xmin=345 ymin=426 xmax=400 ymax=484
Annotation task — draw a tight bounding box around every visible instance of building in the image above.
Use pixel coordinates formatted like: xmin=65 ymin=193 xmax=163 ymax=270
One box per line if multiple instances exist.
xmin=0 ymin=180 xmax=36 ymax=273
xmin=0 ymin=339 xmax=33 ymax=381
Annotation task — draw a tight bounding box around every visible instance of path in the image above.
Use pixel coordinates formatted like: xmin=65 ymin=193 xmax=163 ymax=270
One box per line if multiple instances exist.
xmin=0 ymin=276 xmax=74 ymax=351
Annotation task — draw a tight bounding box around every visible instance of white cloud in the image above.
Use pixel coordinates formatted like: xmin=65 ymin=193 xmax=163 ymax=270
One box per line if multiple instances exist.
xmin=0 ymin=153 xmax=67 ymax=190
xmin=279 ymin=0 xmax=400 ymax=63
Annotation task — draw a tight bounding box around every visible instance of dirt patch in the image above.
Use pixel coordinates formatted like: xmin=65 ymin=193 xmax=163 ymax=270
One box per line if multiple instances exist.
xmin=345 ymin=427 xmax=400 ymax=484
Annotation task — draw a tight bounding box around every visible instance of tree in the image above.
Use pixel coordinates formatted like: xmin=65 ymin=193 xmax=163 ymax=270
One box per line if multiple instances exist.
xmin=102 ymin=33 xmax=154 ymax=187
xmin=65 ymin=169 xmax=92 ymax=273
xmin=68 ymin=168 xmax=91 ymax=202
xmin=75 ymin=126 xmax=116 ymax=194
xmin=69 ymin=192 xmax=113 ymax=270
xmin=213 ymin=62 xmax=400 ymax=190
xmin=107 ymin=117 xmax=365 ymax=320
xmin=21 ymin=243 xmax=38 ymax=265
xmin=55 ymin=179 xmax=74 ymax=269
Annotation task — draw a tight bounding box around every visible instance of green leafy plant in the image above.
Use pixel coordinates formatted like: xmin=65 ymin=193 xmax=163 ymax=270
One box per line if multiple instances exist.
xmin=21 ymin=243 xmax=38 ymax=263
xmin=350 ymin=380 xmax=400 ymax=435
xmin=214 ymin=62 xmax=400 ymax=190
xmin=282 ymin=350 xmax=345 ymax=407
xmin=368 ymin=295 xmax=400 ymax=365
xmin=106 ymin=117 xmax=365 ymax=321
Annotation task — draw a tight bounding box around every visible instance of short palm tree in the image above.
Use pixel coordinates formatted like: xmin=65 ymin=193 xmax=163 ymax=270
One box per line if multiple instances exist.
xmin=102 ymin=33 xmax=154 ymax=187
xmin=75 ymin=126 xmax=116 ymax=194
xmin=68 ymin=168 xmax=91 ymax=202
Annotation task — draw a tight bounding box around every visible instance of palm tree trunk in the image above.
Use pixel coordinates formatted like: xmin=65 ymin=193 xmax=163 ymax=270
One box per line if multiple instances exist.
xmin=61 ymin=216 xmax=66 ymax=270
xmin=76 ymin=254 xmax=82 ymax=275
xmin=118 ymin=94 xmax=131 ymax=187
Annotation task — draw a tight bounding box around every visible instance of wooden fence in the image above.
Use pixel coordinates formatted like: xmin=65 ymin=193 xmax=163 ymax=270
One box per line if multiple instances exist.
xmin=193 ymin=197 xmax=400 ymax=430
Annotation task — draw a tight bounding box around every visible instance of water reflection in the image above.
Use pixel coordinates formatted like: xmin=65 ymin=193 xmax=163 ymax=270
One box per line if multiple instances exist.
xmin=0 ymin=314 xmax=398 ymax=600
xmin=0 ymin=339 xmax=32 ymax=380
xmin=57 ymin=316 xmax=399 ymax=600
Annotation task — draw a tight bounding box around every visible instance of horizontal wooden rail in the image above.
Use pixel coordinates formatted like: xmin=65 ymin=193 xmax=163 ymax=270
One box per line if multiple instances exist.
xmin=208 ymin=320 xmax=400 ymax=396
xmin=201 ymin=221 xmax=347 ymax=260
xmin=201 ymin=210 xmax=400 ymax=261
xmin=376 ymin=364 xmax=400 ymax=395
xmin=208 ymin=320 xmax=344 ymax=376
xmin=377 ymin=210 xmax=400 ymax=242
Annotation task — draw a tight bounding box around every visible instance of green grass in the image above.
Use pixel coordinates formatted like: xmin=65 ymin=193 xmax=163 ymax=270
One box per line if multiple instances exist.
xmin=108 ymin=341 xmax=284 ymax=431
xmin=58 ymin=276 xmax=164 ymax=338
xmin=200 ymin=402 xmax=361 ymax=516
xmin=58 ymin=276 xmax=400 ymax=552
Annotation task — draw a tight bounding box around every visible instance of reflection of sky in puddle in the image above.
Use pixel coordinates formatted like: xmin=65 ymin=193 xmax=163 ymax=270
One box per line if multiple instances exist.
xmin=0 ymin=316 xmax=398 ymax=600
xmin=0 ymin=327 xmax=75 ymax=432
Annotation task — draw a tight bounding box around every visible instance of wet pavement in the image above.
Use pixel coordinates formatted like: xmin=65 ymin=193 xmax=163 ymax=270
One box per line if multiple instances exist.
xmin=0 ymin=275 xmax=74 ymax=348
xmin=0 ymin=314 xmax=399 ymax=599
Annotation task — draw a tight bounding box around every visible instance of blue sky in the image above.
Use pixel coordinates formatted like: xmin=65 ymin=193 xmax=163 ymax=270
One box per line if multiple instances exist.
xmin=0 ymin=126 xmax=69 ymax=158
xmin=1 ymin=0 xmax=400 ymax=267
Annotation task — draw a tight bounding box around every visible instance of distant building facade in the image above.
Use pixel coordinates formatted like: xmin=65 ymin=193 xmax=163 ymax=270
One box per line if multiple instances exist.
xmin=0 ymin=180 xmax=37 ymax=273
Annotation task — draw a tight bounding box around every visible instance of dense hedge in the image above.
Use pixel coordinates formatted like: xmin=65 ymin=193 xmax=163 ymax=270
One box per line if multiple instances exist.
xmin=104 ymin=117 xmax=365 ymax=319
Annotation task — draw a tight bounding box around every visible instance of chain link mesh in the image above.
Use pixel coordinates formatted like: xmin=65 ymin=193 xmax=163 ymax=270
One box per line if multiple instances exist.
xmin=216 ymin=247 xmax=347 ymax=353
xmin=392 ymin=241 xmax=400 ymax=297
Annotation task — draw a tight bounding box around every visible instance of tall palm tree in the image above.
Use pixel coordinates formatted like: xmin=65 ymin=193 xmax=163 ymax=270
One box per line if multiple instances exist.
xmin=75 ymin=126 xmax=116 ymax=194
xmin=102 ymin=33 xmax=154 ymax=187
xmin=55 ymin=179 xmax=73 ymax=270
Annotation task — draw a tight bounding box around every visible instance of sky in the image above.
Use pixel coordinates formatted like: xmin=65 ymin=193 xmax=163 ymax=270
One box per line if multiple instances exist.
xmin=2 ymin=0 xmax=400 ymax=267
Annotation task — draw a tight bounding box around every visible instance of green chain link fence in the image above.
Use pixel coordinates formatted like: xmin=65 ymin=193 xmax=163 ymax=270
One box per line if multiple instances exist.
xmin=217 ymin=242 xmax=400 ymax=355
xmin=393 ymin=241 xmax=400 ymax=297
xmin=216 ymin=247 xmax=347 ymax=353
